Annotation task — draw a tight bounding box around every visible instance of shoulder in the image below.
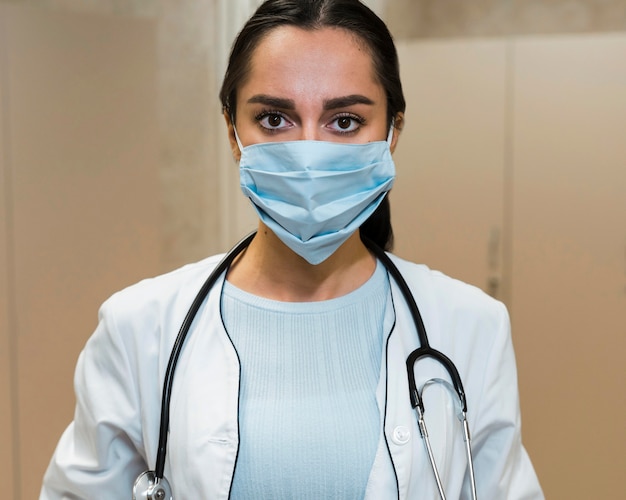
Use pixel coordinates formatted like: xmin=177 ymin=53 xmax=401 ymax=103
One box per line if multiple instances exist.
xmin=387 ymin=253 xmax=505 ymax=319
xmin=385 ymin=252 xmax=510 ymax=369
xmin=95 ymin=253 xmax=227 ymax=348
xmin=104 ymin=254 xmax=225 ymax=311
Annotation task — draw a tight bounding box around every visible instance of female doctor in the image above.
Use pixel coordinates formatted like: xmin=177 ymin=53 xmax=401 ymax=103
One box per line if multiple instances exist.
xmin=41 ymin=0 xmax=543 ymax=498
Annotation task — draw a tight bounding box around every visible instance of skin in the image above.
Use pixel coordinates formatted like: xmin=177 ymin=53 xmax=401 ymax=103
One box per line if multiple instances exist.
xmin=224 ymin=26 xmax=403 ymax=302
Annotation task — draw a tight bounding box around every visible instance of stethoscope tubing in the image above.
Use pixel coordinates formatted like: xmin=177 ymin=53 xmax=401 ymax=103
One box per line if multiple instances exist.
xmin=154 ymin=232 xmax=256 ymax=479
xmin=147 ymin=231 xmax=475 ymax=499
xmin=363 ymin=237 xmax=475 ymax=500
xmin=362 ymin=238 xmax=468 ymax=413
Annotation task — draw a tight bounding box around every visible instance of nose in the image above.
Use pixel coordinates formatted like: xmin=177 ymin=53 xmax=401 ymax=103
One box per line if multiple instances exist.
xmin=300 ymin=122 xmax=321 ymax=141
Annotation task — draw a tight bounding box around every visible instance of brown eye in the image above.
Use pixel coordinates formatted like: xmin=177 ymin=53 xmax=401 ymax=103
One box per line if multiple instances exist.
xmin=328 ymin=114 xmax=363 ymax=134
xmin=267 ymin=114 xmax=282 ymax=127
xmin=256 ymin=111 xmax=291 ymax=132
xmin=337 ymin=117 xmax=352 ymax=129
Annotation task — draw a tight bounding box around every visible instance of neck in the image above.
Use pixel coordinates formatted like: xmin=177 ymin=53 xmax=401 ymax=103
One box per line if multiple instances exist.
xmin=226 ymin=223 xmax=376 ymax=302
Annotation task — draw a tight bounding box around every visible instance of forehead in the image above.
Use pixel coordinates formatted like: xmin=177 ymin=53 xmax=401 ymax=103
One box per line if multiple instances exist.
xmin=239 ymin=26 xmax=382 ymax=101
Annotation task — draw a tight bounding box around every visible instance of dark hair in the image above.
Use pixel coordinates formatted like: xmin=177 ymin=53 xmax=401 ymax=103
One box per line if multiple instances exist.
xmin=219 ymin=0 xmax=405 ymax=251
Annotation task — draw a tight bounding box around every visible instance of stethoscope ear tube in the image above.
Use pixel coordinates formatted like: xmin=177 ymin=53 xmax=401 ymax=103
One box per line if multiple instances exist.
xmin=361 ymin=237 xmax=468 ymax=412
xmin=153 ymin=232 xmax=257 ymax=481
xmin=406 ymin=348 xmax=467 ymax=413
xmin=363 ymin=236 xmax=476 ymax=499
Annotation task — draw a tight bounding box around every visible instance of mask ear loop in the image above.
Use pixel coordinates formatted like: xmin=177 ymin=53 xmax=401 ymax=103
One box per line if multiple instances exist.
xmin=386 ymin=119 xmax=395 ymax=145
xmin=233 ymin=126 xmax=244 ymax=153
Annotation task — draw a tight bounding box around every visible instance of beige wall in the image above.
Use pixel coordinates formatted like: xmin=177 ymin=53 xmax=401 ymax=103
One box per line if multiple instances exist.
xmin=393 ymin=34 xmax=626 ymax=499
xmin=0 ymin=10 xmax=16 ymax=493
xmin=511 ymin=35 xmax=626 ymax=498
xmin=385 ymin=0 xmax=626 ymax=38
xmin=0 ymin=3 xmax=257 ymax=498
xmin=0 ymin=6 xmax=164 ymax=498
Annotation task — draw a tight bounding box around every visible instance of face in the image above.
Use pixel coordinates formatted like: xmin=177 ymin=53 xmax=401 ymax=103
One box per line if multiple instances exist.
xmin=225 ymin=26 xmax=401 ymax=158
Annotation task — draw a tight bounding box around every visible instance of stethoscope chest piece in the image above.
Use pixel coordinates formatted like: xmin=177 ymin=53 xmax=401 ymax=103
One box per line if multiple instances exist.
xmin=133 ymin=470 xmax=173 ymax=500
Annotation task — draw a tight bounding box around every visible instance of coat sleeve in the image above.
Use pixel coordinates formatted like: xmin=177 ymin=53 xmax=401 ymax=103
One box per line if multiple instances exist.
xmin=40 ymin=299 xmax=148 ymax=499
xmin=469 ymin=301 xmax=544 ymax=499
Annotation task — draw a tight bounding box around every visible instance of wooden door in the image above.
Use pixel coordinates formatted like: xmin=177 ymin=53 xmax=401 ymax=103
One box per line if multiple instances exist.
xmin=0 ymin=7 xmax=16 ymax=497
xmin=511 ymin=34 xmax=626 ymax=498
xmin=2 ymin=6 xmax=161 ymax=498
xmin=393 ymin=39 xmax=508 ymax=299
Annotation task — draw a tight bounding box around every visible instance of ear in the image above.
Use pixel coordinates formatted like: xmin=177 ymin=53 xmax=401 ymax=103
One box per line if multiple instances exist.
xmin=223 ymin=110 xmax=241 ymax=162
xmin=389 ymin=112 xmax=404 ymax=154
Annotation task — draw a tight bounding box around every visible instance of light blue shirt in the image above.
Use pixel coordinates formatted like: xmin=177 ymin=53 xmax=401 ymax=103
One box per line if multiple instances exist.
xmin=222 ymin=261 xmax=389 ymax=499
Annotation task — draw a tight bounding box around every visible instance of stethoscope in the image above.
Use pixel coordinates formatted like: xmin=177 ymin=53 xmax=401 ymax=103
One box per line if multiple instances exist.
xmin=132 ymin=232 xmax=478 ymax=500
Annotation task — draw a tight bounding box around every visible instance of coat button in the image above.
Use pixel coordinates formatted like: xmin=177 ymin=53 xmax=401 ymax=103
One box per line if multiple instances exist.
xmin=392 ymin=425 xmax=411 ymax=445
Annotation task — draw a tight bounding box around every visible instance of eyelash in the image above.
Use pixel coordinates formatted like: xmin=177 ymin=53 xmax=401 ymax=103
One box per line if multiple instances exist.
xmin=254 ymin=110 xmax=290 ymax=134
xmin=253 ymin=109 xmax=366 ymax=135
xmin=331 ymin=113 xmax=365 ymax=135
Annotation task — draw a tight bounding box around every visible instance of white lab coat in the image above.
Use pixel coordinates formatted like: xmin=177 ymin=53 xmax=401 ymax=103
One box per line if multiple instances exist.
xmin=41 ymin=252 xmax=543 ymax=499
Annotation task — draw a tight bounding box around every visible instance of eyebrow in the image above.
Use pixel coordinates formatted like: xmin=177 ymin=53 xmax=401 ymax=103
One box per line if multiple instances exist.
xmin=246 ymin=94 xmax=375 ymax=110
xmin=247 ymin=94 xmax=295 ymax=109
xmin=323 ymin=95 xmax=375 ymax=110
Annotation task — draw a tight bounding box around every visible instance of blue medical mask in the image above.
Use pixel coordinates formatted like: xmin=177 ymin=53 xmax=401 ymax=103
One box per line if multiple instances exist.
xmin=236 ymin=128 xmax=396 ymax=265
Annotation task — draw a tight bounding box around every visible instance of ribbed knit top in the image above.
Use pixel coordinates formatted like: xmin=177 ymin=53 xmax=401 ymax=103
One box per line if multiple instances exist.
xmin=221 ymin=260 xmax=389 ymax=499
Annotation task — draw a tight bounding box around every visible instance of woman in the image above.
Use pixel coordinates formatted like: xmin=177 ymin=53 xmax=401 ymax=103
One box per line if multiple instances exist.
xmin=41 ymin=1 xmax=543 ymax=498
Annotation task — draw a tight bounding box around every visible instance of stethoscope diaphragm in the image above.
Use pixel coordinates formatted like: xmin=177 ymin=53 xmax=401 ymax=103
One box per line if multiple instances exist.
xmin=133 ymin=470 xmax=173 ymax=500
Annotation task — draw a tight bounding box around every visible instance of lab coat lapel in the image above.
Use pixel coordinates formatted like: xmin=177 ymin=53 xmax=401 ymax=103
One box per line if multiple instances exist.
xmin=167 ymin=273 xmax=240 ymax=499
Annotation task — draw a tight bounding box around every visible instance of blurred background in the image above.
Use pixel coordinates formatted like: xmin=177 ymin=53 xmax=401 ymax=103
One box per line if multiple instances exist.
xmin=1 ymin=0 xmax=624 ymax=498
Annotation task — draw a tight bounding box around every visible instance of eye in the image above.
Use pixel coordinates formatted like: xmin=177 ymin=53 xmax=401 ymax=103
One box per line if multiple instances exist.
xmin=327 ymin=114 xmax=364 ymax=134
xmin=255 ymin=111 xmax=291 ymax=131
